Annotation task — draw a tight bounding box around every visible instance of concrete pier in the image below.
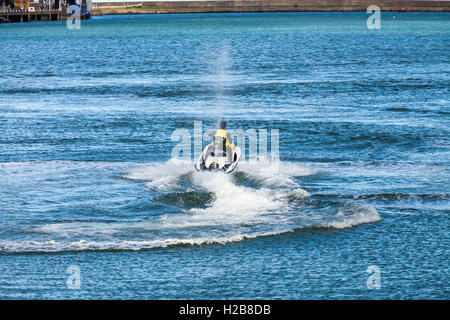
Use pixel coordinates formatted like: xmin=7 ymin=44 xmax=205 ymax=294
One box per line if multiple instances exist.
xmin=92 ymin=0 xmax=450 ymax=16
xmin=1 ymin=1 xmax=449 ymax=23
xmin=0 ymin=9 xmax=66 ymax=23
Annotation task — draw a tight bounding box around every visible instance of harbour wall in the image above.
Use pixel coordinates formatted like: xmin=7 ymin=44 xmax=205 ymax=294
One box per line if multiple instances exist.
xmin=92 ymin=0 xmax=450 ymax=15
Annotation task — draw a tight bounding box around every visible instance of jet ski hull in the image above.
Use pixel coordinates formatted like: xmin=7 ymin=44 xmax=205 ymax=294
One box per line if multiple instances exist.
xmin=195 ymin=145 xmax=241 ymax=174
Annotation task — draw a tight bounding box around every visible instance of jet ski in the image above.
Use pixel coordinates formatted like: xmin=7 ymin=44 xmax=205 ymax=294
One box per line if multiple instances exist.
xmin=195 ymin=143 xmax=241 ymax=174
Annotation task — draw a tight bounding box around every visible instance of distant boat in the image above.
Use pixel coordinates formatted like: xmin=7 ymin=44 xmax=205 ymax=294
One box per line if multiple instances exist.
xmin=67 ymin=0 xmax=91 ymax=19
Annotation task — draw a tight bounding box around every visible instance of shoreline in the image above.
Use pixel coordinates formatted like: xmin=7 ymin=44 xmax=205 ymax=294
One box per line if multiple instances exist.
xmin=1 ymin=1 xmax=448 ymax=24
xmin=91 ymin=1 xmax=450 ymax=16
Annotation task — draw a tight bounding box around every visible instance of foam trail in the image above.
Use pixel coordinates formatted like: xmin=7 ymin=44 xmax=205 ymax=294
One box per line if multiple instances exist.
xmin=238 ymin=158 xmax=319 ymax=188
xmin=96 ymin=159 xmax=382 ymax=250
xmin=189 ymin=171 xmax=284 ymax=222
xmin=124 ymin=159 xmax=315 ymax=226
xmin=0 ymin=230 xmax=295 ymax=253
xmin=124 ymin=158 xmax=193 ymax=191
xmin=324 ymin=205 xmax=381 ymax=229
xmin=0 ymin=204 xmax=382 ymax=253
xmin=124 ymin=158 xmax=192 ymax=181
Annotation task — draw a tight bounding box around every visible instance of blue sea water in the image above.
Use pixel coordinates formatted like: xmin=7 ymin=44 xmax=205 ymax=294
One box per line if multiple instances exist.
xmin=0 ymin=12 xmax=449 ymax=299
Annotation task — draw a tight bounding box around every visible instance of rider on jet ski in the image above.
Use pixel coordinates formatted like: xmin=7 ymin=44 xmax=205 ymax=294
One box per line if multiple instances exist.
xmin=208 ymin=120 xmax=235 ymax=162
xmin=195 ymin=120 xmax=241 ymax=173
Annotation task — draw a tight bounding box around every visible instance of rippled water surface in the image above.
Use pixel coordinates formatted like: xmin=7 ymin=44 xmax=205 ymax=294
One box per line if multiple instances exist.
xmin=0 ymin=12 xmax=449 ymax=299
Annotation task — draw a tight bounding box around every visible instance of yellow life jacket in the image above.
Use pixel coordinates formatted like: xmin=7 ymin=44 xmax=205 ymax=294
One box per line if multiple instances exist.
xmin=215 ymin=129 xmax=234 ymax=148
